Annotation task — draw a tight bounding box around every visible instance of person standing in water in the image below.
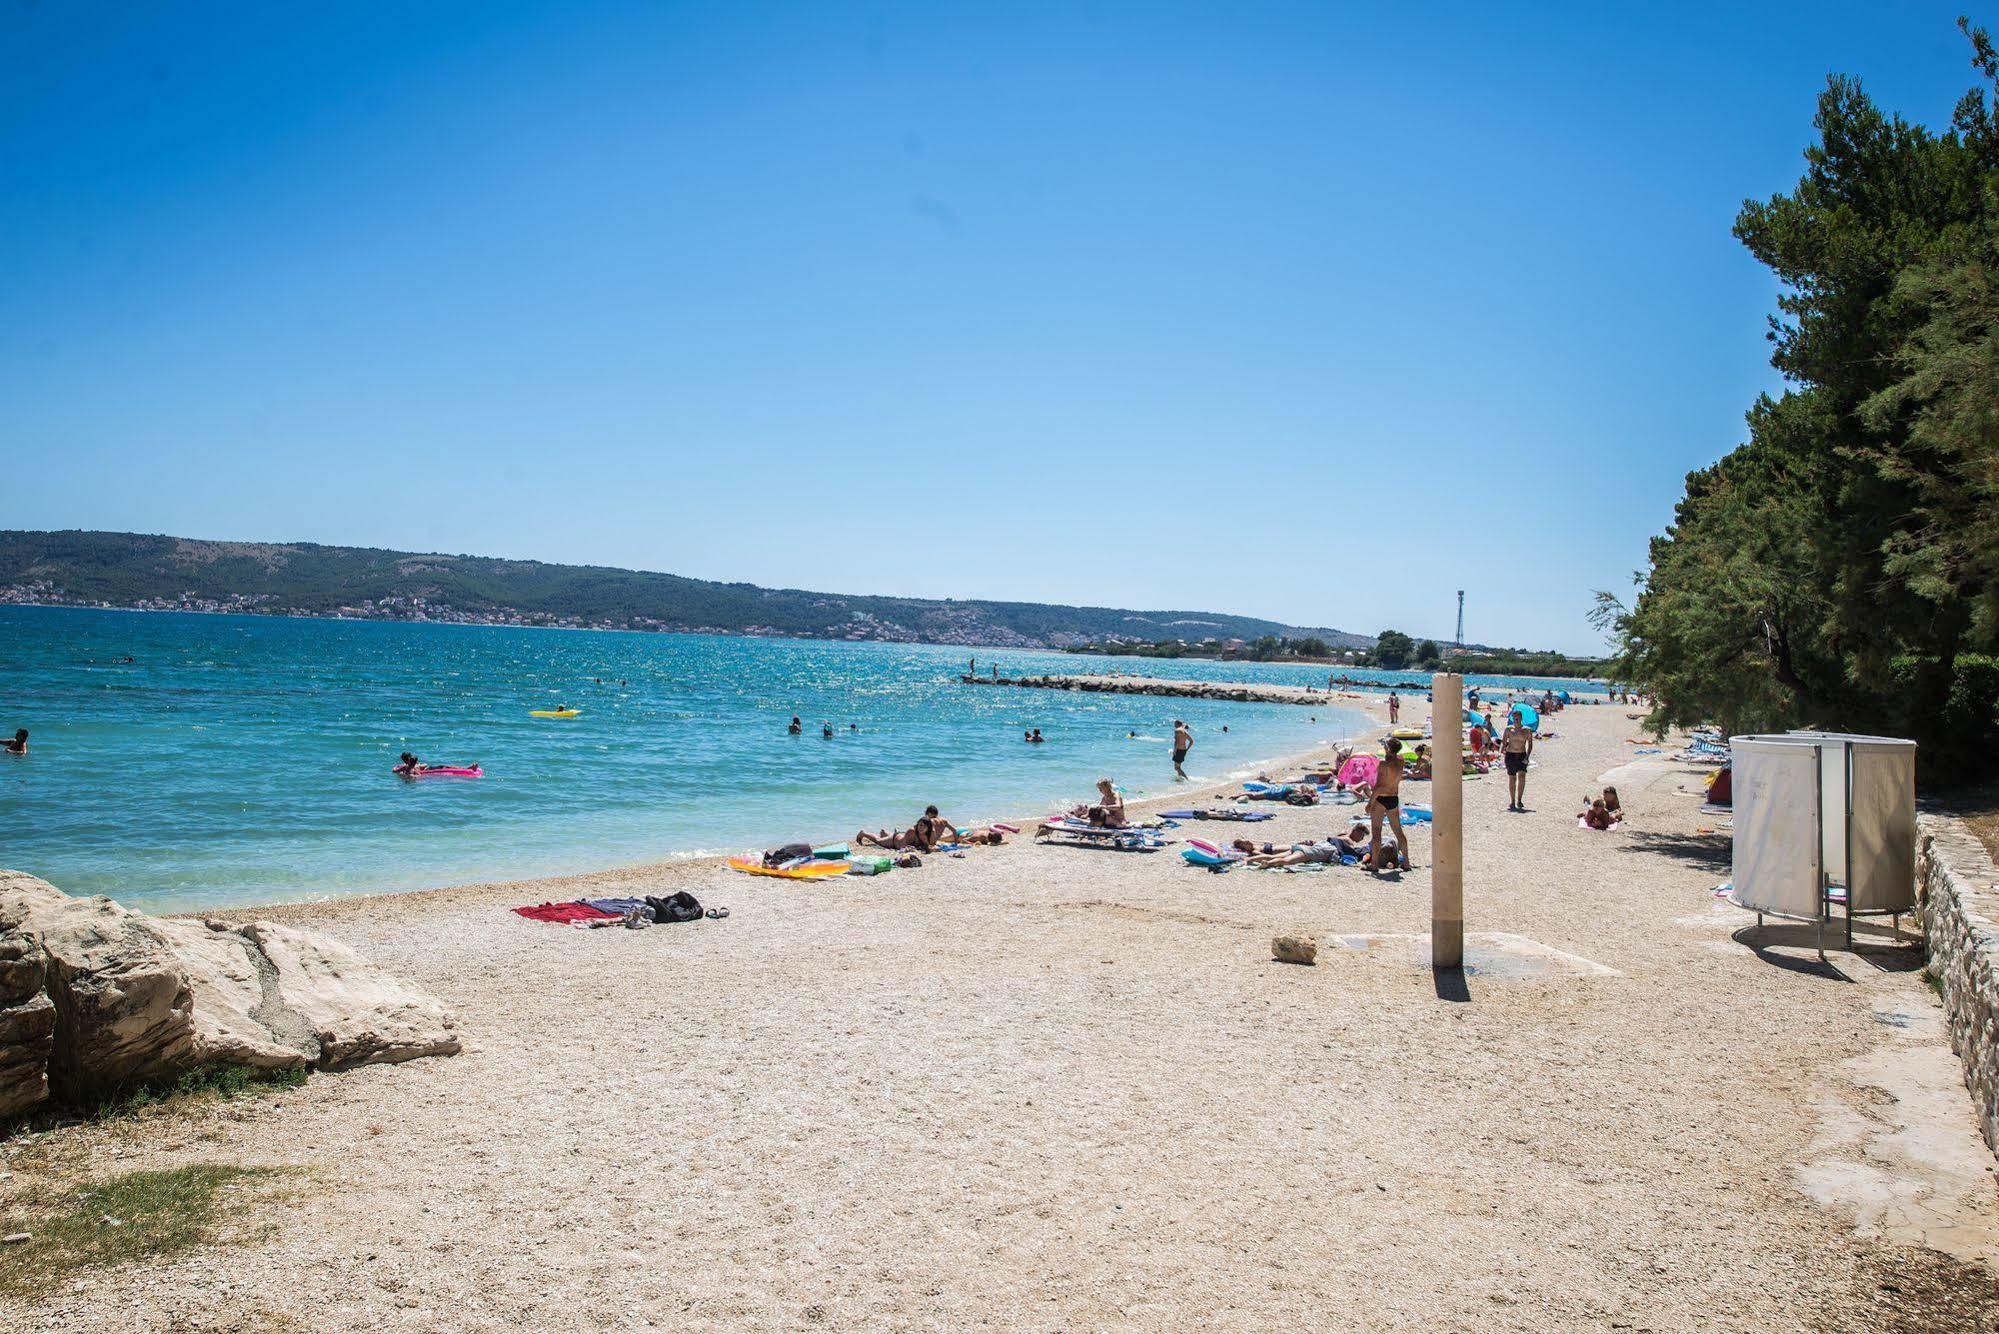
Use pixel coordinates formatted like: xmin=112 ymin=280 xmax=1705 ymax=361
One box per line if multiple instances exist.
xmin=788 ymin=716 xmax=804 ymax=735
xmin=1171 ymin=720 xmax=1192 ymax=780
xmin=1502 ymin=708 xmax=1535 ymax=810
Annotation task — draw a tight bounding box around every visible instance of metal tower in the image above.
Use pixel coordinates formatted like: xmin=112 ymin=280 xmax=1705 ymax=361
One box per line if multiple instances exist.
xmin=1455 ymin=590 xmax=1464 ymax=647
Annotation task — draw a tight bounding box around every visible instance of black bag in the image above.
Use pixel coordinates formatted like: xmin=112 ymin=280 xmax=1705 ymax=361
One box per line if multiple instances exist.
xmin=644 ymin=891 xmax=704 ymax=924
xmin=763 ymin=843 xmax=813 ymax=867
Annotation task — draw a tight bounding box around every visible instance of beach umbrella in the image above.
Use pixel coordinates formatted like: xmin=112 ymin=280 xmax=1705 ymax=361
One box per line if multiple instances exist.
xmin=1510 ymin=702 xmax=1540 ymax=730
xmin=1462 ymin=709 xmax=1484 ymax=728
xmin=1338 ymin=753 xmax=1379 ymax=788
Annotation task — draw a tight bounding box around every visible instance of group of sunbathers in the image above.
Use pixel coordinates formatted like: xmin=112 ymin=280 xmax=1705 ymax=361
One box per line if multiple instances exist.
xmin=1233 ymin=819 xmax=1404 ymax=870
xmin=856 ymin=805 xmax=1008 ymax=852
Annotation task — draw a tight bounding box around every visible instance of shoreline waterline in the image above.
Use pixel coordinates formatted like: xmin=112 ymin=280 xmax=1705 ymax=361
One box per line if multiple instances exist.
xmin=184 ymin=723 xmax=1393 ymax=922
xmin=4 ymin=607 xmax=1394 ymax=912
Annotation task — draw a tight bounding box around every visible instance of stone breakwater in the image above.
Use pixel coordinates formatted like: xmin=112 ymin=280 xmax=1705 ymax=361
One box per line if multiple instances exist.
xmin=960 ymin=673 xmax=1357 ymax=707
xmin=1918 ymin=814 xmax=1999 ymax=1158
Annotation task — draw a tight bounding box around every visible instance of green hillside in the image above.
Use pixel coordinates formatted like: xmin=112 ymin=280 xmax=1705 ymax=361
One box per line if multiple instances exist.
xmin=0 ymin=530 xmax=1368 ymax=651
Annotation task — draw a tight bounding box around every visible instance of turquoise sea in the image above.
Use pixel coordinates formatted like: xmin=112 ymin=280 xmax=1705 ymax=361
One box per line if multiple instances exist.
xmin=0 ymin=607 xmax=1599 ymax=913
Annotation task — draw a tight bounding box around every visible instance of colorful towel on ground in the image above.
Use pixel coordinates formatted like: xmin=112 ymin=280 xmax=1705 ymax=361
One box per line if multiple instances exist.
xmin=583 ymin=897 xmax=648 ymax=915
xmin=513 ymin=901 xmax=617 ymax=924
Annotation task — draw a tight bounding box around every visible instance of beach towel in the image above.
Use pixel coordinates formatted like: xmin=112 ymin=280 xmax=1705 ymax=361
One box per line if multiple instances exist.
xmin=513 ymin=901 xmax=616 ymax=924
xmin=1337 ymin=754 xmax=1379 ymax=788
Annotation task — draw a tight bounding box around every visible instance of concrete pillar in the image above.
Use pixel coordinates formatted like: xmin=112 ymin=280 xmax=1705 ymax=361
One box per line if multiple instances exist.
xmin=1432 ymin=672 xmax=1465 ymax=969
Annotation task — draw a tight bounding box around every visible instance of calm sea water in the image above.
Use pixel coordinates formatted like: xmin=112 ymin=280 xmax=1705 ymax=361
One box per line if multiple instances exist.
xmin=0 ymin=607 xmax=1597 ymax=912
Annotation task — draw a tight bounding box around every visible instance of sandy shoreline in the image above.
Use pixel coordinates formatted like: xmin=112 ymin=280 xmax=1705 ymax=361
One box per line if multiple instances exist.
xmin=215 ymin=696 xmax=1399 ymax=929
xmin=9 ymin=693 xmax=1999 ymax=1331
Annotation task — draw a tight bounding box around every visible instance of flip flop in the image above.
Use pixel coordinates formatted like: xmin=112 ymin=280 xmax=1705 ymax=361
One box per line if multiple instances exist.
xmin=705 ymin=907 xmax=729 ymax=919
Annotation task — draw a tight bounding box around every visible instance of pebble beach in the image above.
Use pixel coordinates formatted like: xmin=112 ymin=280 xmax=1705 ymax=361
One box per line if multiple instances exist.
xmin=6 ymin=694 xmax=1998 ymax=1330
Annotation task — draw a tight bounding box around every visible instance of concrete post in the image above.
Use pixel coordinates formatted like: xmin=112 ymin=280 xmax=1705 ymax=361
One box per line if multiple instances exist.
xmin=1432 ymin=672 xmax=1465 ymax=969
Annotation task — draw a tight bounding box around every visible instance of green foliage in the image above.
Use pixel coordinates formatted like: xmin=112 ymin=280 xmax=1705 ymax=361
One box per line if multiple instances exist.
xmin=1374 ymin=629 xmax=1415 ymax=670
xmin=10 ymin=1063 xmax=310 ymax=1131
xmin=1414 ymin=639 xmax=1441 ymax=668
xmin=1602 ymin=20 xmax=1999 ymax=782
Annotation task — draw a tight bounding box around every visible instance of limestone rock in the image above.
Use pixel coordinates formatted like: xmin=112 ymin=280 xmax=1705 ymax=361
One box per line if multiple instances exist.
xmin=1272 ymin=934 xmax=1318 ymax=965
xmin=151 ymin=919 xmax=314 ymax=1072
xmin=0 ymin=871 xmax=66 ymax=1007
xmin=0 ymin=993 xmax=54 ymax=1119
xmin=242 ymin=922 xmax=460 ymax=1068
xmin=0 ymin=871 xmax=68 ymax=1118
xmin=36 ymin=895 xmax=196 ymax=1100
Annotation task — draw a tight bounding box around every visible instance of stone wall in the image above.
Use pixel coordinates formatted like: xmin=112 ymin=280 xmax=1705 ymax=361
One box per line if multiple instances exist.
xmin=1917 ymin=813 xmax=1999 ymax=1156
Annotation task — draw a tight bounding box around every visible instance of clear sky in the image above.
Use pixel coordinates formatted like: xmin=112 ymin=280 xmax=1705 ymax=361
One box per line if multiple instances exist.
xmin=3 ymin=3 xmax=1987 ymax=652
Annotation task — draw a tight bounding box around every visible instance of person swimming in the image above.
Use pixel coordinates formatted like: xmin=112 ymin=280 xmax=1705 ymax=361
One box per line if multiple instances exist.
xmin=789 ymin=716 xmax=804 ymax=735
xmin=1030 ymin=728 xmax=1044 ymax=743
xmin=822 ymin=721 xmax=835 ymax=738
xmin=3 ymin=728 xmax=27 ymax=754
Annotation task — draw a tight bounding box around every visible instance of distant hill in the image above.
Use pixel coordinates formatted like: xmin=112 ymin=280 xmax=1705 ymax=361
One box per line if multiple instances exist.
xmin=0 ymin=530 xmax=1370 ymax=652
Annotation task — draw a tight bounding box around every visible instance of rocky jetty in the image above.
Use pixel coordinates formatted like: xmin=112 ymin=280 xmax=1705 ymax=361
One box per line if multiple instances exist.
xmin=0 ymin=870 xmax=459 ymax=1120
xmin=961 ymin=673 xmax=1351 ymax=707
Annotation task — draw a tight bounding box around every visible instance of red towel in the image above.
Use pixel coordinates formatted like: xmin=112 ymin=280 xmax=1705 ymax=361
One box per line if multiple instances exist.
xmin=512 ymin=901 xmax=617 ymax=924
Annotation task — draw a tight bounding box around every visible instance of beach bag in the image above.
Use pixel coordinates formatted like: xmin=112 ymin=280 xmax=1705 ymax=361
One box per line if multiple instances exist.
xmin=645 ymin=891 xmax=704 ymax=924
xmin=763 ymin=843 xmax=813 ymax=868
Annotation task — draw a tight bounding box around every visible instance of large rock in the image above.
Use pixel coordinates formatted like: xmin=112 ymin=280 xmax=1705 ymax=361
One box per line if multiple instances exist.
xmin=242 ymin=922 xmax=460 ymax=1068
xmin=0 ymin=870 xmax=458 ymax=1117
xmin=36 ymin=895 xmax=197 ymax=1100
xmin=152 ymin=919 xmax=314 ymax=1072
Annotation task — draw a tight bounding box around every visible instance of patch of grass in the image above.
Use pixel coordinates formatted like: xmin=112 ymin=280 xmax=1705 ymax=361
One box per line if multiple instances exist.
xmin=8 ymin=1064 xmax=309 ymax=1136
xmin=1924 ymin=966 xmax=1947 ymax=1000
xmin=0 ymin=1162 xmax=285 ymax=1297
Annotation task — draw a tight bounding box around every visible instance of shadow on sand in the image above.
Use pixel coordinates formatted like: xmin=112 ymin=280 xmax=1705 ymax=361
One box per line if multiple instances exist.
xmin=1729 ymin=919 xmax=1924 ymax=980
xmin=1621 ymin=828 xmax=1731 ymax=873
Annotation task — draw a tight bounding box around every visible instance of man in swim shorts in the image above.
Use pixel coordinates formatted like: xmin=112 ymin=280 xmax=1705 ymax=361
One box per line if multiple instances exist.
xmin=1502 ymin=709 xmax=1535 ymax=810
xmin=1172 ymin=720 xmax=1192 ymax=780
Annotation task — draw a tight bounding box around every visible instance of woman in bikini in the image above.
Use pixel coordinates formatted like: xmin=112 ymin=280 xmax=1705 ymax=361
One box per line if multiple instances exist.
xmin=1369 ymin=738 xmax=1412 ymax=872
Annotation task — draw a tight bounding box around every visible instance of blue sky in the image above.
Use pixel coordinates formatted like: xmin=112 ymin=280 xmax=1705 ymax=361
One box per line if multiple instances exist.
xmin=2 ymin=2 xmax=1987 ymax=652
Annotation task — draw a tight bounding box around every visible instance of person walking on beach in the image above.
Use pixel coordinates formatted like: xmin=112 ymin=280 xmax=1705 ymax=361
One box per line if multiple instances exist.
xmin=1387 ymin=691 xmax=1401 ymax=725
xmin=1171 ymin=720 xmax=1192 ymax=780
xmin=1502 ymin=709 xmax=1535 ymax=810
